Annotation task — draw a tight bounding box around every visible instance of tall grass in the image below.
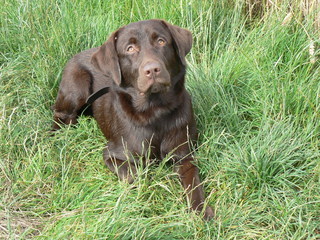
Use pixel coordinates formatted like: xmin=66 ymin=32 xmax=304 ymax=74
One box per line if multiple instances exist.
xmin=1 ymin=0 xmax=319 ymax=239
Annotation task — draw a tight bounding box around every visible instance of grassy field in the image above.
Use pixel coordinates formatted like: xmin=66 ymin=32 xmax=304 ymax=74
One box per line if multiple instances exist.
xmin=1 ymin=0 xmax=319 ymax=239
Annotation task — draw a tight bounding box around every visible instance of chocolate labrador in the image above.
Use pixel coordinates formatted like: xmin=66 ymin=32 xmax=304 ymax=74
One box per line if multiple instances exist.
xmin=52 ymin=19 xmax=214 ymax=220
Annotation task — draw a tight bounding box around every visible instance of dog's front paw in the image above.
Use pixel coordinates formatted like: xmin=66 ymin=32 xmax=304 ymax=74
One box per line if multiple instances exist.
xmin=203 ymin=206 xmax=214 ymax=221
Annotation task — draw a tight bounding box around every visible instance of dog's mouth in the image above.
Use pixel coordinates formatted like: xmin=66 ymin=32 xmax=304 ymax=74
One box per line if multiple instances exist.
xmin=138 ymin=79 xmax=171 ymax=96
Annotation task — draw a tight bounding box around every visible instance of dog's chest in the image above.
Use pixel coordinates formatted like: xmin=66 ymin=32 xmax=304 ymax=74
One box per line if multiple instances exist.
xmin=121 ymin=122 xmax=165 ymax=158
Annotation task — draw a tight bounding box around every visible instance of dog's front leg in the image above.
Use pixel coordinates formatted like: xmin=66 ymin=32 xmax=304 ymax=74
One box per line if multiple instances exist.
xmin=103 ymin=146 xmax=138 ymax=183
xmin=104 ymin=157 xmax=137 ymax=184
xmin=175 ymin=158 xmax=214 ymax=221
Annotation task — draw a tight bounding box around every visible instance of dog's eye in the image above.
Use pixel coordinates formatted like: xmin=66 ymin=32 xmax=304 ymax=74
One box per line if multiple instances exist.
xmin=157 ymin=38 xmax=166 ymax=46
xmin=127 ymin=45 xmax=136 ymax=53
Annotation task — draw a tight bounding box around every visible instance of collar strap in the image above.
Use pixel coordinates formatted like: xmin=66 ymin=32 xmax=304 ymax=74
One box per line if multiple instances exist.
xmin=79 ymin=87 xmax=110 ymax=114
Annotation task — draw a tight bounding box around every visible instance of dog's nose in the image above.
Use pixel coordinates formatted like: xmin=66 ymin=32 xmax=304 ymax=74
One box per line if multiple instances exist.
xmin=143 ymin=62 xmax=161 ymax=78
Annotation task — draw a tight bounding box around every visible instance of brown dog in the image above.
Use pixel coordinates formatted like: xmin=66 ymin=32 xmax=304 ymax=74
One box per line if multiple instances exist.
xmin=52 ymin=19 xmax=214 ymax=220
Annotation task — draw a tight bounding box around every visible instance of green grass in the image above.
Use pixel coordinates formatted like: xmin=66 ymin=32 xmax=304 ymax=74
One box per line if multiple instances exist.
xmin=1 ymin=0 xmax=319 ymax=239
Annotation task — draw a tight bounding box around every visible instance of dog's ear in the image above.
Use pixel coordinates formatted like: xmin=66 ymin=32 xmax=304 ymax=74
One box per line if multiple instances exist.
xmin=161 ymin=20 xmax=193 ymax=66
xmin=91 ymin=31 xmax=121 ymax=85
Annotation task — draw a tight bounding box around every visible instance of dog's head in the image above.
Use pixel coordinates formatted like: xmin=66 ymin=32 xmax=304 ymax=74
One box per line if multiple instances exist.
xmin=91 ymin=19 xmax=192 ymax=96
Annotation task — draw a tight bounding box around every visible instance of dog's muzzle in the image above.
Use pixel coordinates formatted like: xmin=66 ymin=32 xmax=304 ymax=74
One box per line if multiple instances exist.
xmin=138 ymin=61 xmax=171 ymax=95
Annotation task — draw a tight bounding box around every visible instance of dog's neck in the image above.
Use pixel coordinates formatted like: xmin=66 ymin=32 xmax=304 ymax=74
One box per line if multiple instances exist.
xmin=115 ymin=72 xmax=187 ymax=126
